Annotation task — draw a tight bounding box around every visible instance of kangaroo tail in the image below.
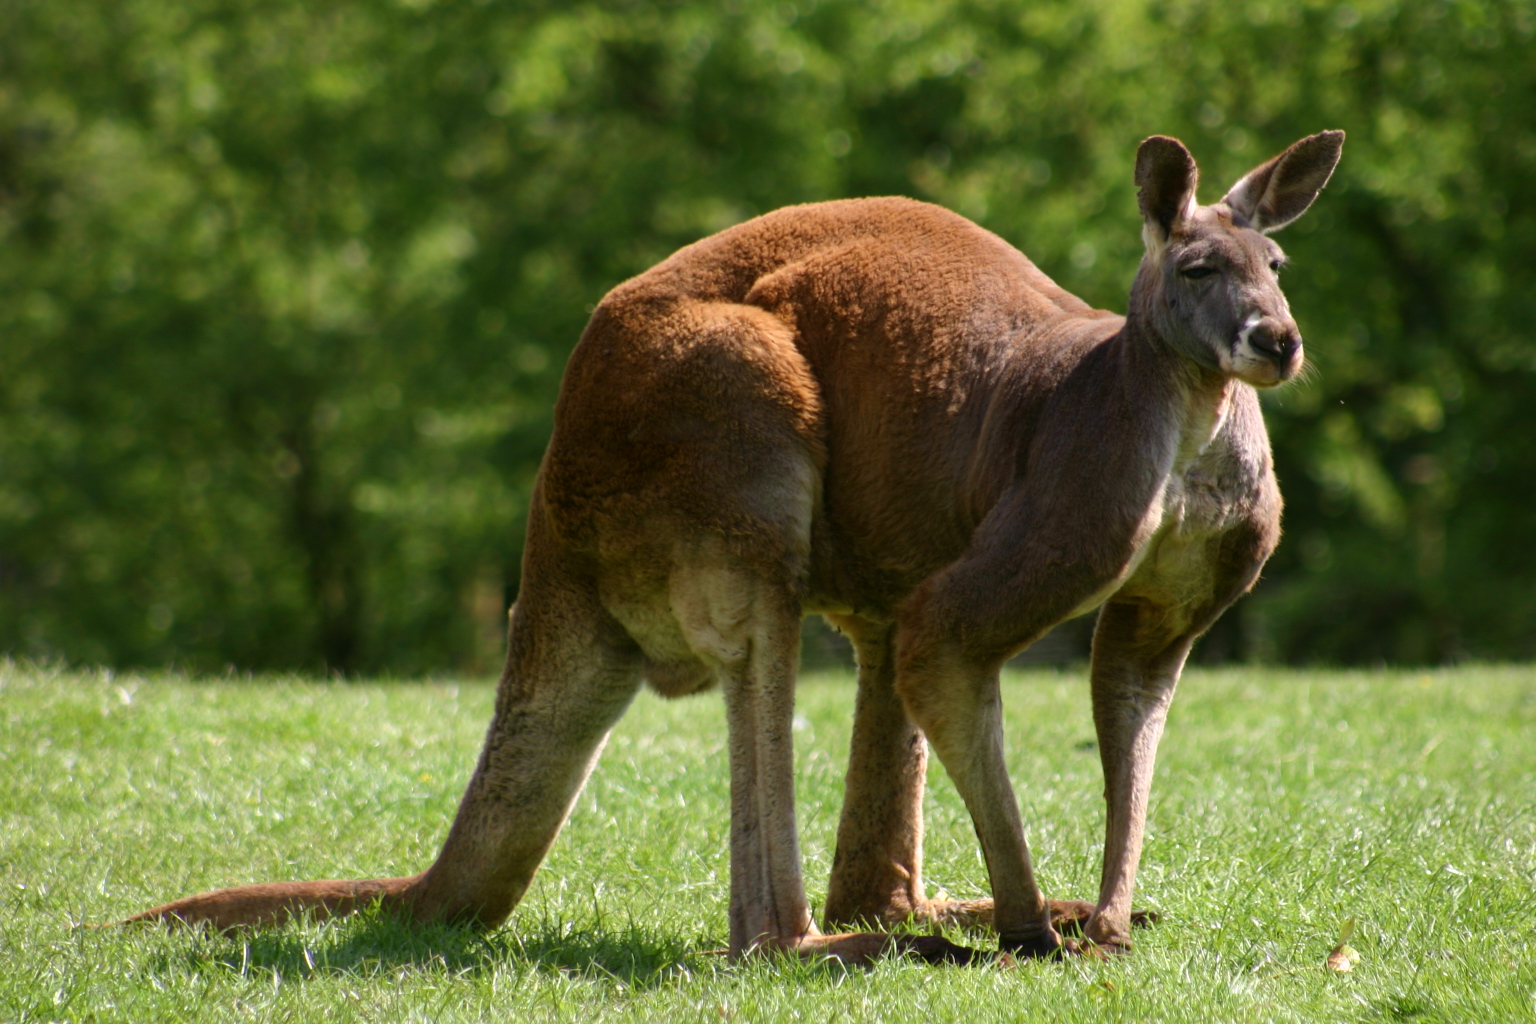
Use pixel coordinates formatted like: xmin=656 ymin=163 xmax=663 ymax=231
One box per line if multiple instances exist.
xmin=117 ymin=875 xmax=421 ymax=932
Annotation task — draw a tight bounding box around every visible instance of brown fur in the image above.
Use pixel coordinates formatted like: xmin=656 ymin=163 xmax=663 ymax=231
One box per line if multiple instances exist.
xmin=124 ymin=132 xmax=1342 ymax=963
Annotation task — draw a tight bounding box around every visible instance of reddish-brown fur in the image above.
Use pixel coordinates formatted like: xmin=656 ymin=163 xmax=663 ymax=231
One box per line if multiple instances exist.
xmin=124 ymin=132 xmax=1342 ymax=963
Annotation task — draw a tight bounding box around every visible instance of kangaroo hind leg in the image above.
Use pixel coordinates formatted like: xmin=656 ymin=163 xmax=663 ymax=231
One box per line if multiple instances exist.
xmin=822 ymin=614 xmax=933 ymax=929
xmin=667 ymin=558 xmax=815 ymax=954
xmin=666 ymin=560 xmax=976 ymax=965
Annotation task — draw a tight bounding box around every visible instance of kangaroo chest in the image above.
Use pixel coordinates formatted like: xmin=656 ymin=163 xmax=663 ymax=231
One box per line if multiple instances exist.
xmin=1067 ymin=386 xmax=1267 ymax=621
xmin=1117 ymin=408 xmax=1268 ymax=614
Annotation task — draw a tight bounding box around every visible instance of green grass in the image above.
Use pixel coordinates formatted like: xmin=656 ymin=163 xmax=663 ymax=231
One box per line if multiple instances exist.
xmin=3 ymin=660 xmax=1533 ymax=1023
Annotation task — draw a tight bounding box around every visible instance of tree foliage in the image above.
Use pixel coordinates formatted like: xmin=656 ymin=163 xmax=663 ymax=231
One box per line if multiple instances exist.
xmin=2 ymin=0 xmax=1533 ymax=671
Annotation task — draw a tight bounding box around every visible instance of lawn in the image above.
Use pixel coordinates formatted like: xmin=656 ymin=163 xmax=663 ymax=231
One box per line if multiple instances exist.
xmin=2 ymin=660 xmax=1533 ymax=1023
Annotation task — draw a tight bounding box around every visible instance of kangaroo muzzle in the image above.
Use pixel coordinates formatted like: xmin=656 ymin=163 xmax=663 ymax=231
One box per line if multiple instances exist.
xmin=1237 ymin=313 xmax=1303 ymax=383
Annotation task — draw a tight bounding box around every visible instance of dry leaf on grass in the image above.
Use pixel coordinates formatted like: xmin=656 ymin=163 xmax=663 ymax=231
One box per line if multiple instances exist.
xmin=1325 ymin=916 xmax=1362 ymax=973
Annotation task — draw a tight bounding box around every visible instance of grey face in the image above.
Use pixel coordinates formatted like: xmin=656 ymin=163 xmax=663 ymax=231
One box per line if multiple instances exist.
xmin=1152 ymin=204 xmax=1302 ymax=387
xmin=1132 ymin=131 xmax=1343 ymax=387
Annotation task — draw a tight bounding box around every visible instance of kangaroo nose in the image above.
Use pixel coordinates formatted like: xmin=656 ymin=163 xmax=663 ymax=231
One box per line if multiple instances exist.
xmin=1246 ymin=316 xmax=1302 ymax=368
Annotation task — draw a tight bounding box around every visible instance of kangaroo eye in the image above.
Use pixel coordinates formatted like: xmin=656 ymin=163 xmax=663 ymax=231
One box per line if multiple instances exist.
xmin=1181 ymin=265 xmax=1216 ymax=280
xmin=1269 ymin=260 xmax=1284 ymax=272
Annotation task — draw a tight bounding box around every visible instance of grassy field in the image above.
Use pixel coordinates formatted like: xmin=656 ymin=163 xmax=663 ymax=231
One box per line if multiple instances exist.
xmin=2 ymin=660 xmax=1533 ymax=1023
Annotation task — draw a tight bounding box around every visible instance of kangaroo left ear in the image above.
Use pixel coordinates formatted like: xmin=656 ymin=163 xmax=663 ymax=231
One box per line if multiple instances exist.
xmin=1223 ymin=130 xmax=1345 ymax=233
xmin=1136 ymin=135 xmax=1199 ymax=246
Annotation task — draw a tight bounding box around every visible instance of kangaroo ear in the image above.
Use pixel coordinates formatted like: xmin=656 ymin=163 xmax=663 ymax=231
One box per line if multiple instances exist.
xmin=1223 ymin=130 xmax=1344 ymax=233
xmin=1136 ymin=135 xmax=1199 ymax=245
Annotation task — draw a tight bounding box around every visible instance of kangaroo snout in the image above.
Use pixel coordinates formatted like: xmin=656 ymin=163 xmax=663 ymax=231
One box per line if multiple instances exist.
xmin=1239 ymin=314 xmax=1303 ymax=382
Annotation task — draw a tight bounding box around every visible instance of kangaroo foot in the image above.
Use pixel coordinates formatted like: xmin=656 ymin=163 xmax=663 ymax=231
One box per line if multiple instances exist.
xmin=918 ymin=897 xmax=1158 ymax=936
xmin=1046 ymin=899 xmax=1159 ymax=937
xmin=793 ymin=932 xmax=987 ymax=966
xmin=804 ymin=930 xmax=1130 ymax=966
xmin=998 ymin=925 xmax=1068 ymax=960
xmin=913 ymin=897 xmax=995 ymax=931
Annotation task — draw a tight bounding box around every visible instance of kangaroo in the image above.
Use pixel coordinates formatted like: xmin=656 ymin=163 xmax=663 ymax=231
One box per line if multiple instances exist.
xmin=125 ymin=131 xmax=1343 ymax=963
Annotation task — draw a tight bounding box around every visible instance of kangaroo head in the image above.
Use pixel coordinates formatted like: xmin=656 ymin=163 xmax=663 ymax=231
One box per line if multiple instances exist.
xmin=1131 ymin=131 xmax=1344 ymax=387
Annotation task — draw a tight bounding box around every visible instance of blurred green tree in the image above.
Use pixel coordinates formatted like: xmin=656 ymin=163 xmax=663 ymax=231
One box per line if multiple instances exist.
xmin=0 ymin=0 xmax=1532 ymax=672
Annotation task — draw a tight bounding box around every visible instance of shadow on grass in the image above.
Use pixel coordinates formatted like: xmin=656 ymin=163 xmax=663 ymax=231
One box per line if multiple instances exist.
xmin=156 ymin=910 xmax=708 ymax=991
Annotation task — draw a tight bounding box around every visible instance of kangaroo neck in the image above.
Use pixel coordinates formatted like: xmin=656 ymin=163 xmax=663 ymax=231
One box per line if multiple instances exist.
xmin=1114 ymin=309 xmax=1241 ymax=467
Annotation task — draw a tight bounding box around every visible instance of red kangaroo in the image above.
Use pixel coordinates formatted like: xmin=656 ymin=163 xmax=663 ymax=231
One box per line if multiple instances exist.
xmin=127 ymin=131 xmax=1343 ymax=963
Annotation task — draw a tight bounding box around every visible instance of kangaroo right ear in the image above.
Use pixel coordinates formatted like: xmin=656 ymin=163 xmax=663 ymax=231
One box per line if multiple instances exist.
xmin=1136 ymin=136 xmax=1199 ymax=246
xmin=1222 ymin=130 xmax=1345 ymax=233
